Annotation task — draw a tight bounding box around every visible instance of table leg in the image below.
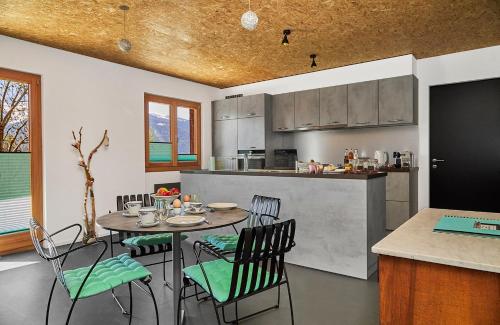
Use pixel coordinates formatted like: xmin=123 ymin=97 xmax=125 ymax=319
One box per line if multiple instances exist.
xmin=172 ymin=232 xmax=184 ymax=324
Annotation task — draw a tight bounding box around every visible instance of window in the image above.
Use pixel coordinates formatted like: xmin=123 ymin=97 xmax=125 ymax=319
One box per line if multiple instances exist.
xmin=144 ymin=93 xmax=201 ymax=172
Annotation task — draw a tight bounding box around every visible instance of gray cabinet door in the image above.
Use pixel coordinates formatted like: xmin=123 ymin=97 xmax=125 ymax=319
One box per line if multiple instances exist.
xmin=213 ymin=119 xmax=237 ymax=157
xmin=238 ymin=117 xmax=265 ymax=150
xmin=319 ymin=85 xmax=347 ymax=127
xmin=386 ymin=201 xmax=410 ymax=230
xmin=386 ymin=172 xmax=410 ymax=201
xmin=347 ymin=80 xmax=379 ymax=127
xmin=213 ymin=98 xmax=238 ymax=121
xmin=379 ymin=75 xmax=417 ymax=125
xmin=294 ymin=89 xmax=319 ymax=129
xmin=272 ymin=93 xmax=295 ymax=131
xmin=238 ymin=94 xmax=265 ymax=118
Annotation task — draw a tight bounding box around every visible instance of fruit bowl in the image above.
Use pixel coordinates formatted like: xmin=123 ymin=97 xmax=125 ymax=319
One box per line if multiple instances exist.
xmin=151 ymin=194 xmax=180 ymax=205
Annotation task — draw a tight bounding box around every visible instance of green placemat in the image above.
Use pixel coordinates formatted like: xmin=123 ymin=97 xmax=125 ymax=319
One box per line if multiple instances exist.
xmin=434 ymin=215 xmax=500 ymax=238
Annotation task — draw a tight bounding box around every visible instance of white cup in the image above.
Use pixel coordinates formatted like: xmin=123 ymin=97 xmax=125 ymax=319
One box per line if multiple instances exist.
xmin=173 ymin=207 xmax=182 ymax=215
xmin=183 ymin=201 xmax=191 ymax=208
xmin=138 ymin=207 xmax=156 ymax=225
xmin=125 ymin=201 xmax=142 ymax=215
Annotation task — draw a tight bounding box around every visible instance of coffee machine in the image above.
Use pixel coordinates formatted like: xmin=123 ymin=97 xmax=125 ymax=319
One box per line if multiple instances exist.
xmin=400 ymin=151 xmax=414 ymax=167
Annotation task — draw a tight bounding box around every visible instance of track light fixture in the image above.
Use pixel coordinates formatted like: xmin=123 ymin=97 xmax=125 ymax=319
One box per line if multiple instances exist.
xmin=282 ymin=29 xmax=291 ymax=46
xmin=310 ymin=54 xmax=317 ymax=68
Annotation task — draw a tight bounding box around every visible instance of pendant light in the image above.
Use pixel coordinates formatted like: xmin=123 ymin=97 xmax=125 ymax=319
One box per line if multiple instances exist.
xmin=282 ymin=29 xmax=291 ymax=46
xmin=241 ymin=0 xmax=259 ymax=31
xmin=310 ymin=54 xmax=317 ymax=68
xmin=118 ymin=5 xmax=132 ymax=52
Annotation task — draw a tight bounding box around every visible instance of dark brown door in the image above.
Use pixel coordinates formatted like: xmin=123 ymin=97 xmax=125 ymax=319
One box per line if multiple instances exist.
xmin=430 ymin=78 xmax=500 ymax=212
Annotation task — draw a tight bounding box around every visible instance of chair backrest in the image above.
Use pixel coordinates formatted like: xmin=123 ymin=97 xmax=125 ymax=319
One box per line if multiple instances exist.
xmin=246 ymin=195 xmax=281 ymax=228
xmin=29 ymin=218 xmax=66 ymax=288
xmin=226 ymin=219 xmax=295 ymax=302
xmin=117 ymin=193 xmax=154 ymax=211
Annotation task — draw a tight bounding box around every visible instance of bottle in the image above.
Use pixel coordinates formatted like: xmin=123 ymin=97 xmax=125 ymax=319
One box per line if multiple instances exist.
xmin=353 ymin=149 xmax=359 ymax=160
xmin=348 ymin=149 xmax=354 ymax=160
xmin=344 ymin=149 xmax=349 ymax=167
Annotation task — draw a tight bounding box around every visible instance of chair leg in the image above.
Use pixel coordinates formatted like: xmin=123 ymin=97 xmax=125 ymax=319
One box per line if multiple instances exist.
xmin=285 ymin=282 xmax=295 ymax=325
xmin=181 ymin=247 xmax=186 ymax=268
xmin=128 ymin=283 xmax=133 ymax=325
xmin=65 ymin=298 xmax=78 ymax=325
xmin=163 ymin=251 xmax=167 ymax=283
xmin=46 ymin=279 xmax=57 ymax=325
xmin=145 ymin=282 xmax=159 ymax=325
xmin=277 ymin=284 xmax=281 ymax=308
xmin=111 ymin=289 xmax=130 ymax=315
xmin=235 ymin=301 xmax=239 ymax=325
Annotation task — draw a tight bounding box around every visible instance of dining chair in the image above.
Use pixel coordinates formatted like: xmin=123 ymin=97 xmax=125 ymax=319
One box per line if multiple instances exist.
xmin=29 ymin=218 xmax=159 ymax=325
xmin=111 ymin=194 xmax=187 ymax=298
xmin=180 ymin=219 xmax=295 ymax=325
xmin=201 ymin=195 xmax=281 ymax=253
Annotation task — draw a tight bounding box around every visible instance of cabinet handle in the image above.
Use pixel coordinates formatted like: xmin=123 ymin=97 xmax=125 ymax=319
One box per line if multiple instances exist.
xmin=247 ymin=113 xmax=256 ymax=116
xmin=355 ymin=121 xmax=370 ymax=125
xmin=302 ymin=123 xmax=313 ymax=126
xmin=222 ymin=115 xmax=230 ymax=119
xmin=277 ymin=127 xmax=289 ymax=130
xmin=388 ymin=119 xmax=403 ymax=122
xmin=329 ymin=121 xmax=340 ymax=124
xmin=250 ymin=146 xmax=256 ymax=149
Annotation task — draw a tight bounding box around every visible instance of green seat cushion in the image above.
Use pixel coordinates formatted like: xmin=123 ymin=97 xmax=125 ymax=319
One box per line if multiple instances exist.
xmin=122 ymin=233 xmax=188 ymax=247
xmin=202 ymin=234 xmax=239 ymax=251
xmin=63 ymin=253 xmax=151 ymax=300
xmin=183 ymin=258 xmax=277 ymax=303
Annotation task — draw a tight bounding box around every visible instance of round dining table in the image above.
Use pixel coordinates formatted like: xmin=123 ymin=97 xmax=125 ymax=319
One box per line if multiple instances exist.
xmin=97 ymin=208 xmax=248 ymax=324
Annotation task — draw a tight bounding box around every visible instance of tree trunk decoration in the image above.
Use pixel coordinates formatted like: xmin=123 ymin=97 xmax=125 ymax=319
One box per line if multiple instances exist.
xmin=71 ymin=127 xmax=109 ymax=244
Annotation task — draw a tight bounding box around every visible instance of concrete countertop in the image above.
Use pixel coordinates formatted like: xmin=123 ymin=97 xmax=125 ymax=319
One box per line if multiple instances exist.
xmin=181 ymin=169 xmax=387 ymax=180
xmin=372 ymin=208 xmax=500 ymax=273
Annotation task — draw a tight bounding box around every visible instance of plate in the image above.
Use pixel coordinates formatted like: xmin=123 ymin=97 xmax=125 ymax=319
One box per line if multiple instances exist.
xmin=185 ymin=208 xmax=207 ymax=215
xmin=136 ymin=220 xmax=160 ymax=228
xmin=166 ymin=216 xmax=206 ymax=227
xmin=123 ymin=212 xmax=138 ymax=217
xmin=207 ymin=203 xmax=238 ymax=210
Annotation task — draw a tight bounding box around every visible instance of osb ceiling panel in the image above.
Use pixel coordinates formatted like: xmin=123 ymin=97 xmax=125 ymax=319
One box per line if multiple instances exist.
xmin=0 ymin=1 xmax=499 ymax=88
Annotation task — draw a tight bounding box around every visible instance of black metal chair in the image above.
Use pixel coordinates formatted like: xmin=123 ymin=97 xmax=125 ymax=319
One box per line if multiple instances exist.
xmin=109 ymin=193 xmax=186 ymax=313
xmin=29 ymin=218 xmax=159 ymax=325
xmin=181 ymin=219 xmax=296 ymax=325
xmin=201 ymin=195 xmax=281 ymax=253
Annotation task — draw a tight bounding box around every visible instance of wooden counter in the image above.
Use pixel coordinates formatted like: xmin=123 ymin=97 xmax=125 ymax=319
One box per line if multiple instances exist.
xmin=372 ymin=208 xmax=500 ymax=324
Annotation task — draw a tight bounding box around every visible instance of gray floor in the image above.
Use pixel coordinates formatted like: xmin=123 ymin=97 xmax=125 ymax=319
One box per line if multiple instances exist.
xmin=0 ymin=237 xmax=379 ymax=325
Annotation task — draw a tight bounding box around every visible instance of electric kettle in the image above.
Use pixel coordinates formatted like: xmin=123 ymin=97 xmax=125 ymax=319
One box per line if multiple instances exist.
xmin=374 ymin=151 xmax=389 ymax=167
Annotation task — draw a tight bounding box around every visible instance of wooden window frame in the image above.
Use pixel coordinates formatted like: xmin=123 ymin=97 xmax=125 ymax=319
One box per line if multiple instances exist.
xmin=144 ymin=93 xmax=201 ymax=172
xmin=0 ymin=67 xmax=43 ymax=255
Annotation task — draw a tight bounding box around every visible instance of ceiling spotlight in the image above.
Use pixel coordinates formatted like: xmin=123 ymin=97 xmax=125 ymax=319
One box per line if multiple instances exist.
xmin=310 ymin=54 xmax=317 ymax=68
xmin=282 ymin=29 xmax=291 ymax=46
xmin=241 ymin=0 xmax=258 ymax=31
xmin=118 ymin=5 xmax=131 ymax=53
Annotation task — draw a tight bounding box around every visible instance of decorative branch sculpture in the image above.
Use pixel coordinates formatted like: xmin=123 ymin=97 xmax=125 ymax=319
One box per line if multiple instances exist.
xmin=71 ymin=127 xmax=109 ymax=244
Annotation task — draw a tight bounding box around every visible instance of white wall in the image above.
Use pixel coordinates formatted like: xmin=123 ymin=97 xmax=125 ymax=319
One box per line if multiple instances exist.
xmin=415 ymin=45 xmax=500 ymax=209
xmin=0 ymin=36 xmax=218 ymax=244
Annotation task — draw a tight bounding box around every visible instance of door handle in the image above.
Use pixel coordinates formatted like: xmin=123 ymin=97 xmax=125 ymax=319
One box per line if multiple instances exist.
xmin=432 ymin=158 xmax=445 ymax=163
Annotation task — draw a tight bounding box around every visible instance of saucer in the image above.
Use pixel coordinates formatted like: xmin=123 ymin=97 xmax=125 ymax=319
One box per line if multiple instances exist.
xmin=123 ymin=212 xmax=139 ymax=217
xmin=136 ymin=220 xmax=159 ymax=228
xmin=185 ymin=208 xmax=206 ymax=215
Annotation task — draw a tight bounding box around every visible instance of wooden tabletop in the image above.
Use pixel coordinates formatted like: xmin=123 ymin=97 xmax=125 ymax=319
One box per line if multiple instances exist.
xmin=97 ymin=208 xmax=248 ymax=233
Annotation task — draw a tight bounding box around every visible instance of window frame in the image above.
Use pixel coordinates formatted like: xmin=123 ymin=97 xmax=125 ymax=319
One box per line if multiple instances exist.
xmin=144 ymin=93 xmax=201 ymax=172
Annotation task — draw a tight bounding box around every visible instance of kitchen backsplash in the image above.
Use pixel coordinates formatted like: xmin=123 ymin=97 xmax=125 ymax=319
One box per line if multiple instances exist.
xmin=281 ymin=125 xmax=418 ymax=166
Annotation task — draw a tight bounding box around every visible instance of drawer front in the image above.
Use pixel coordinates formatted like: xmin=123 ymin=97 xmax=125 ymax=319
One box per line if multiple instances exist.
xmin=386 ymin=172 xmax=409 ymax=201
xmin=213 ymin=98 xmax=238 ymax=121
xmin=386 ymin=201 xmax=410 ymax=230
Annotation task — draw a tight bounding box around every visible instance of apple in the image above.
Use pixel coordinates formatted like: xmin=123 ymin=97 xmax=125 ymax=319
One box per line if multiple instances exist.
xmin=183 ymin=194 xmax=191 ymax=203
xmin=172 ymin=199 xmax=182 ymax=208
xmin=170 ymin=187 xmax=180 ymax=195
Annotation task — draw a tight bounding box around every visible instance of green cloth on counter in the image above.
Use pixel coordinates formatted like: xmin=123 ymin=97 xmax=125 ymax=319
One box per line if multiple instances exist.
xmin=434 ymin=215 xmax=500 ymax=238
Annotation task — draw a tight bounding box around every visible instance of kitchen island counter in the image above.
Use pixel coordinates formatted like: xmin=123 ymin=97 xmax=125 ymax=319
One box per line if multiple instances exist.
xmin=182 ymin=169 xmax=387 ymax=179
xmin=181 ymin=170 xmax=387 ymax=279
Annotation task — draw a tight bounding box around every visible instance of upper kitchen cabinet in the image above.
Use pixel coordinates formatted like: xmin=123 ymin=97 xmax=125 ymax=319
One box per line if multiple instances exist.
xmin=213 ymin=119 xmax=237 ymax=157
xmin=272 ymin=93 xmax=295 ymax=132
xmin=379 ymin=75 xmax=418 ymax=125
xmin=319 ymin=85 xmax=348 ymax=127
xmin=237 ymin=116 xmax=265 ymax=150
xmin=237 ymin=94 xmax=265 ymax=118
xmin=213 ymin=97 xmax=238 ymax=121
xmin=348 ymin=80 xmax=379 ymax=127
xmin=294 ymin=89 xmax=320 ymax=129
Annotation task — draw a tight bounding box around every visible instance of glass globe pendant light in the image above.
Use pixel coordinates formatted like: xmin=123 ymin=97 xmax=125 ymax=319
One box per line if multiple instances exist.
xmin=118 ymin=5 xmax=132 ymax=52
xmin=241 ymin=0 xmax=258 ymax=31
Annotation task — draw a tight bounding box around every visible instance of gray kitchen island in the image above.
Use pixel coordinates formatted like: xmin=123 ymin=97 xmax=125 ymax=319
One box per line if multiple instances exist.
xmin=181 ymin=170 xmax=387 ymax=280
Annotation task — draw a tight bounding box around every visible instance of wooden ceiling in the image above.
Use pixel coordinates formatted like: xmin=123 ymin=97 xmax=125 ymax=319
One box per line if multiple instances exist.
xmin=0 ymin=1 xmax=499 ymax=88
